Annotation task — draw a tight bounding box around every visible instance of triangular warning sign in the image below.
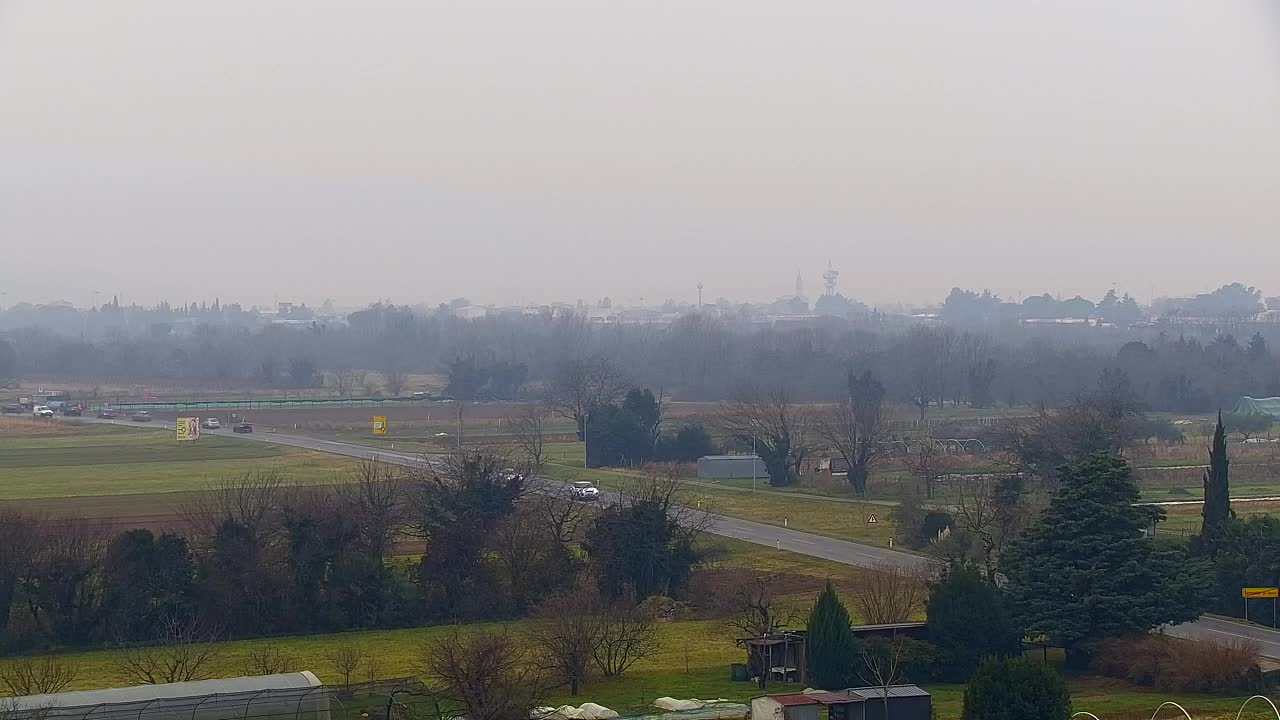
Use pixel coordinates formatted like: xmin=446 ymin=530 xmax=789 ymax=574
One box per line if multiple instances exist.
xmin=866 ymin=514 xmax=878 ymax=524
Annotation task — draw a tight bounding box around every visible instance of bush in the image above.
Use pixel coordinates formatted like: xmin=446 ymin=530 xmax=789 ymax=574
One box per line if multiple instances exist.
xmin=1091 ymin=634 xmax=1259 ymax=694
xmin=962 ymin=657 xmax=1070 ymax=720
xmin=927 ymin=564 xmax=1023 ymax=682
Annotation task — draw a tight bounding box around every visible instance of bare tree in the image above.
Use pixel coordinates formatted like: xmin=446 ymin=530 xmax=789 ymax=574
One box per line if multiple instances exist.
xmin=592 ymin=590 xmax=660 ymax=677
xmin=716 ymin=386 xmax=811 ymax=486
xmin=860 ymin=637 xmax=910 ymax=720
xmin=383 ymin=366 xmax=408 ymax=397
xmin=364 ymin=655 xmax=383 ymax=684
xmin=339 ymin=460 xmax=408 ymax=563
xmin=243 ymin=644 xmax=295 ymax=676
xmin=330 ymin=368 xmax=360 ymax=398
xmin=725 ymin=569 xmax=799 ymax=638
xmin=818 ymin=370 xmax=891 ymax=496
xmin=533 ymin=488 xmax=587 ymax=547
xmin=849 ymin=563 xmax=928 ymax=625
xmin=529 ymin=586 xmax=605 ymax=696
xmin=115 ymin=616 xmax=222 ymax=684
xmin=507 ymin=404 xmax=550 ymax=474
xmin=182 ymin=469 xmax=289 ymax=544
xmin=549 ymin=357 xmax=627 ymax=439
xmin=901 ymin=433 xmax=944 ymax=499
xmin=333 ymin=643 xmax=365 ymax=692
xmin=420 ymin=630 xmax=549 ymax=720
xmin=0 ymin=656 xmax=79 ymax=695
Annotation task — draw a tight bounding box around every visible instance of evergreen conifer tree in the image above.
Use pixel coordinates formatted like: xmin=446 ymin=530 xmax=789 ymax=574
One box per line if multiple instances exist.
xmin=806 ymin=581 xmax=857 ymax=689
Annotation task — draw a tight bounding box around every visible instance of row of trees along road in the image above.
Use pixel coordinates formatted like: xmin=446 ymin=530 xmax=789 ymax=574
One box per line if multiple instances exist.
xmin=0 ymin=458 xmax=711 ymax=674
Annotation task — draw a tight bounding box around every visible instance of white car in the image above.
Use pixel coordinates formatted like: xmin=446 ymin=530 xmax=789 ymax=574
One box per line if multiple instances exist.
xmin=202 ymin=418 xmax=221 ymax=430
xmin=31 ymin=405 xmax=54 ymax=417
xmin=571 ymin=481 xmax=600 ymax=501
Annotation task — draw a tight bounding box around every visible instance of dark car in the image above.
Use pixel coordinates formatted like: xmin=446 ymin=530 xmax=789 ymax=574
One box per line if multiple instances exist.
xmin=1 ymin=405 xmax=21 ymax=414
xmin=63 ymin=406 xmax=83 ymax=417
xmin=233 ymin=422 xmax=254 ymax=433
xmin=98 ymin=409 xmax=118 ymax=419
xmin=130 ymin=412 xmax=153 ymax=422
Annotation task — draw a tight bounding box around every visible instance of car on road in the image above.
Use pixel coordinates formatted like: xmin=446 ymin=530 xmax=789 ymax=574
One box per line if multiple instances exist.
xmin=411 ymin=391 xmax=429 ymax=400
xmin=202 ymin=418 xmax=221 ymax=430
xmin=32 ymin=406 xmax=54 ymax=418
xmin=130 ymin=412 xmax=153 ymax=422
xmin=63 ymin=406 xmax=83 ymax=417
xmin=570 ymin=481 xmax=600 ymax=501
xmin=98 ymin=409 xmax=118 ymax=419
xmin=233 ymin=422 xmax=254 ymax=433
xmin=1 ymin=404 xmax=21 ymax=414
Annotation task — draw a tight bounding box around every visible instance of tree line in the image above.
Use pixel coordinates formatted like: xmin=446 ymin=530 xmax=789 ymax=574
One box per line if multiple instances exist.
xmin=7 ymin=295 xmax=1280 ymax=416
xmin=0 ymin=458 xmax=709 ymax=659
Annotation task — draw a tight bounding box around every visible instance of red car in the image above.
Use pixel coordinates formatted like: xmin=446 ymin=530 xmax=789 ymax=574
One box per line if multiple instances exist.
xmin=97 ymin=410 xmax=118 ymax=419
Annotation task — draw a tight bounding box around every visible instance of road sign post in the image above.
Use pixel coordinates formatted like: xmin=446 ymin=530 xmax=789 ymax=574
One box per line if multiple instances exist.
xmin=1241 ymin=588 xmax=1278 ymax=624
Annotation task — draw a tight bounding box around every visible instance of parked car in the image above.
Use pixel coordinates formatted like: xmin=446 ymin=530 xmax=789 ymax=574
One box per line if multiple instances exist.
xmin=32 ymin=406 xmax=54 ymax=418
xmin=202 ymin=418 xmax=221 ymax=430
xmin=570 ymin=481 xmax=600 ymax=501
xmin=411 ymin=391 xmax=430 ymax=400
xmin=98 ymin=409 xmax=118 ymax=419
xmin=233 ymin=422 xmax=254 ymax=433
xmin=130 ymin=412 xmax=153 ymax=422
xmin=1 ymin=404 xmax=21 ymax=414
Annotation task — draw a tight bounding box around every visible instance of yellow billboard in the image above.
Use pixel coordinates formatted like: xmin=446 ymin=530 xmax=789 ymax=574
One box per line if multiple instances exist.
xmin=1242 ymin=587 xmax=1278 ymax=598
xmin=372 ymin=416 xmax=388 ymax=435
xmin=176 ymin=417 xmax=200 ymax=441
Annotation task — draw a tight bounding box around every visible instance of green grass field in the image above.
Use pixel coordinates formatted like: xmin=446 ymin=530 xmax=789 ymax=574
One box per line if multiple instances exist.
xmin=0 ymin=422 xmax=353 ymax=499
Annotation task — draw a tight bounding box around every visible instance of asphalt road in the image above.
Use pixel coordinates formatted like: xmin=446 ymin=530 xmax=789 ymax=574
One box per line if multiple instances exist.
xmin=71 ymin=416 xmax=1280 ymax=656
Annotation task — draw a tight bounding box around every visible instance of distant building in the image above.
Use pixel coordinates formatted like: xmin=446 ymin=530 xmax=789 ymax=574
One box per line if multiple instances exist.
xmin=452 ymin=305 xmax=489 ymax=320
xmin=751 ymin=687 xmax=932 ymax=720
xmin=697 ymin=454 xmax=767 ymax=479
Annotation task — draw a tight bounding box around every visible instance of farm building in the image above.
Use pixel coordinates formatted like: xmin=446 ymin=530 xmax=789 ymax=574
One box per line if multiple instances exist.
xmin=697 ymin=454 xmax=767 ymax=480
xmin=1 ymin=672 xmax=331 ymax=720
xmin=737 ymin=624 xmax=928 ymax=687
xmin=750 ymin=686 xmax=931 ymax=720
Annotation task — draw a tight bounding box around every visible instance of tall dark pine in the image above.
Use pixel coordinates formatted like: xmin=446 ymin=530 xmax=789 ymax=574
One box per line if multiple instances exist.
xmin=1200 ymin=412 xmax=1232 ymax=555
xmin=806 ymin=582 xmax=858 ymax=690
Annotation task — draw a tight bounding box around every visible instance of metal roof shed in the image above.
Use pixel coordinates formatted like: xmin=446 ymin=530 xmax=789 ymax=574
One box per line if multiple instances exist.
xmin=697 ymin=455 xmax=767 ymax=480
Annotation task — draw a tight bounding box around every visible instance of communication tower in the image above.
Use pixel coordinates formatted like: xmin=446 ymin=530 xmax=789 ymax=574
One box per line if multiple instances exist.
xmin=823 ymin=260 xmax=839 ymax=297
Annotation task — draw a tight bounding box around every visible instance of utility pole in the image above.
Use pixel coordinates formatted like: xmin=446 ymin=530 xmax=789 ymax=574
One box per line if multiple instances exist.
xmin=752 ymin=435 xmax=757 ymax=493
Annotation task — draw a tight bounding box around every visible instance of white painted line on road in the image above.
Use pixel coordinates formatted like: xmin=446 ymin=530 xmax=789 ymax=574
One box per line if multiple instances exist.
xmin=791 ymin=538 xmax=816 ymax=545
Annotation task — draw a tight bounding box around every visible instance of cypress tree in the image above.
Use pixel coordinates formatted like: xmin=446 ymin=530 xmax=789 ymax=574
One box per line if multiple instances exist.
xmin=806 ymin=581 xmax=858 ymax=690
xmin=1199 ymin=412 xmax=1233 ymax=555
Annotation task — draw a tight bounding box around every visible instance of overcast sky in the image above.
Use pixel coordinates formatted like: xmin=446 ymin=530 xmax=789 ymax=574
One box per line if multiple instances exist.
xmin=2 ymin=1 xmax=1278 ymax=309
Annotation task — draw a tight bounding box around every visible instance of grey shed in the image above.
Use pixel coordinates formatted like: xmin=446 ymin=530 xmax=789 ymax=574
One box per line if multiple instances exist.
xmin=697 ymin=454 xmax=767 ymax=480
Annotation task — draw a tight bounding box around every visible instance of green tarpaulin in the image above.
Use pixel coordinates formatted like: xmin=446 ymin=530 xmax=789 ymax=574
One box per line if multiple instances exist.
xmin=1233 ymin=397 xmax=1280 ymax=417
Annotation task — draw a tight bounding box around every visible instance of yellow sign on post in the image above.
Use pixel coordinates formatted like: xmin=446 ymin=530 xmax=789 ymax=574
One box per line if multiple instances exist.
xmin=176 ymin=417 xmax=200 ymax=441
xmin=1243 ymin=588 xmax=1279 ymax=598
xmin=372 ymin=416 xmax=388 ymax=435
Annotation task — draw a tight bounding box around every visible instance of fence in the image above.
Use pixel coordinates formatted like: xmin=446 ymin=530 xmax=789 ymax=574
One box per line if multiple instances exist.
xmin=90 ymin=398 xmax=431 ymax=412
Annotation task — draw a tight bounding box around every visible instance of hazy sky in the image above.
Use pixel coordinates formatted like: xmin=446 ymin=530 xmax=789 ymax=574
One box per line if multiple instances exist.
xmin=2 ymin=1 xmax=1278 ymax=309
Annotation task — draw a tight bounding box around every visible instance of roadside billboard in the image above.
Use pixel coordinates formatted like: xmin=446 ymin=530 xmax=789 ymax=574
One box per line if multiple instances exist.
xmin=176 ymin=417 xmax=201 ymax=441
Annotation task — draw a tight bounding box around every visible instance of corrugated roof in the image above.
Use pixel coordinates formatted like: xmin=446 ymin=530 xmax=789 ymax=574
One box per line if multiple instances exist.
xmin=807 ymin=691 xmax=866 ymax=705
xmin=699 ymin=454 xmax=762 ymax=461
xmin=768 ymin=694 xmax=822 ymax=707
xmin=850 ymin=622 xmax=927 ymax=632
xmin=848 ymin=685 xmax=930 ymax=699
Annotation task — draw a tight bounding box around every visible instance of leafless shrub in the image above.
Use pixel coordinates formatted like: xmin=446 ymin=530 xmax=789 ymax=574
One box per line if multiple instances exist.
xmin=332 ymin=643 xmax=365 ymax=691
xmin=182 ymin=469 xmax=289 ymax=543
xmin=419 ymin=630 xmax=549 ymax=720
xmin=0 ymin=656 xmax=79 ymax=695
xmin=1092 ymin=635 xmax=1259 ymax=694
xmin=243 ymin=644 xmax=295 ymax=676
xmin=725 ymin=569 xmax=800 ymax=638
xmin=849 ymin=563 xmax=928 ymax=625
xmin=339 ymin=460 xmax=408 ymax=563
xmin=529 ymin=586 xmax=604 ymax=696
xmin=115 ymin=616 xmax=223 ymax=684
xmin=592 ymin=590 xmax=660 ymax=677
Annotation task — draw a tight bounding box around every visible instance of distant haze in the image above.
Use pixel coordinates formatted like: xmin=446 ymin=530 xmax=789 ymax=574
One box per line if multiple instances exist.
xmin=2 ymin=1 xmax=1278 ymax=308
